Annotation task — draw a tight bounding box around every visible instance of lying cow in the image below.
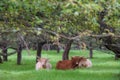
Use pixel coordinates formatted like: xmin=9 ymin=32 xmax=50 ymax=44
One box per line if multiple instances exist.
xmin=56 ymin=56 xmax=81 ymax=70
xmin=77 ymin=56 xmax=92 ymax=68
xmin=35 ymin=57 xmax=52 ymax=70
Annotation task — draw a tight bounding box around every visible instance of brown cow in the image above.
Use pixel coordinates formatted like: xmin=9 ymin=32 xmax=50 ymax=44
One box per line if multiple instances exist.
xmin=56 ymin=56 xmax=81 ymax=70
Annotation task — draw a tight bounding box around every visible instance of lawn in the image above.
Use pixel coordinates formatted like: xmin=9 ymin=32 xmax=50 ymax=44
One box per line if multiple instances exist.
xmin=0 ymin=50 xmax=120 ymax=80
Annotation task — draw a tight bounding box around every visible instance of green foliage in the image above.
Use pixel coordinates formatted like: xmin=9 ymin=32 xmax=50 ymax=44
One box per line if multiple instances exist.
xmin=0 ymin=0 xmax=119 ymax=29
xmin=0 ymin=0 xmax=120 ymax=41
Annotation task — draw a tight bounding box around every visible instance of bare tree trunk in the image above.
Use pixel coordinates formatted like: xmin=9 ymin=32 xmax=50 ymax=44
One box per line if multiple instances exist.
xmin=89 ymin=41 xmax=93 ymax=58
xmin=2 ymin=45 xmax=8 ymax=61
xmin=0 ymin=56 xmax=3 ymax=63
xmin=62 ymin=40 xmax=73 ymax=60
xmin=115 ymin=54 xmax=119 ymax=60
xmin=18 ymin=32 xmax=31 ymax=55
xmin=56 ymin=46 xmax=60 ymax=53
xmin=36 ymin=42 xmax=46 ymax=62
xmin=105 ymin=44 xmax=120 ymax=59
xmin=17 ymin=43 xmax=22 ymax=65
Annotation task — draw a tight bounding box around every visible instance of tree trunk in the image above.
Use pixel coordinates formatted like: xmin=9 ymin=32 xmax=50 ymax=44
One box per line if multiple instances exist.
xmin=0 ymin=56 xmax=3 ymax=63
xmin=17 ymin=43 xmax=22 ymax=65
xmin=115 ymin=54 xmax=119 ymax=60
xmin=46 ymin=44 xmax=50 ymax=51
xmin=98 ymin=9 xmax=120 ymax=59
xmin=62 ymin=40 xmax=73 ymax=60
xmin=36 ymin=42 xmax=46 ymax=62
xmin=105 ymin=44 xmax=120 ymax=59
xmin=2 ymin=45 xmax=8 ymax=61
xmin=98 ymin=8 xmax=115 ymax=33
xmin=89 ymin=41 xmax=93 ymax=58
xmin=56 ymin=46 xmax=60 ymax=53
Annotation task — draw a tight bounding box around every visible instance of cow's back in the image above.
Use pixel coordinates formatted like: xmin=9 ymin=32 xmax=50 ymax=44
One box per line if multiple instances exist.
xmin=56 ymin=60 xmax=72 ymax=70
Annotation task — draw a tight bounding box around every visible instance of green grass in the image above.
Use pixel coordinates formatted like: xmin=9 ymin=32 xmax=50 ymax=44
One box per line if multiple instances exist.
xmin=0 ymin=50 xmax=120 ymax=80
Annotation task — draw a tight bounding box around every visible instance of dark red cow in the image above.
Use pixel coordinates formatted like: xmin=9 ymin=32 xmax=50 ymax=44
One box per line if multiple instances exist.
xmin=56 ymin=56 xmax=81 ymax=70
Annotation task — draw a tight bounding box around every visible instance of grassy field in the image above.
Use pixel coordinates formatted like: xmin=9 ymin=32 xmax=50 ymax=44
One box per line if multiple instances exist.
xmin=0 ymin=50 xmax=120 ymax=80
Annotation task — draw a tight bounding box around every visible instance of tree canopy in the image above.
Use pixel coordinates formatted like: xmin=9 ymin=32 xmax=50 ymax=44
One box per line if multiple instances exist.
xmin=0 ymin=0 xmax=120 ymax=60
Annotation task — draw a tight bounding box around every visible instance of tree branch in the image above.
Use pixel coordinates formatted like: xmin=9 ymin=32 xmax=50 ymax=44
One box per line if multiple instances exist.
xmin=90 ymin=34 xmax=120 ymax=38
xmin=17 ymin=32 xmax=31 ymax=55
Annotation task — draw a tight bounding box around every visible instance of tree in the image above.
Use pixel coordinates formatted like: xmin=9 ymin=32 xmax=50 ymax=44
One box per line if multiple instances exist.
xmin=97 ymin=0 xmax=120 ymax=59
xmin=0 ymin=0 xmax=120 ymax=61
